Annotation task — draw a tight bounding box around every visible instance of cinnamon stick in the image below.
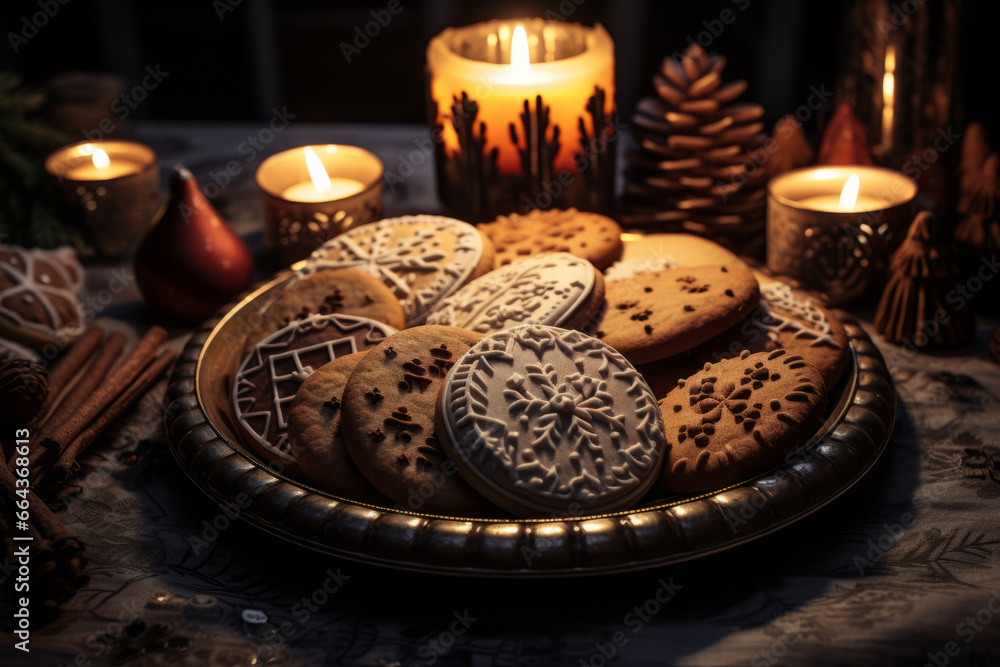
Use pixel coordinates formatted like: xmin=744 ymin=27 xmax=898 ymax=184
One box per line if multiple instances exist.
xmin=29 ymin=325 xmax=167 ymax=475
xmin=31 ymin=324 xmax=105 ymax=427
xmin=0 ymin=464 xmax=73 ymax=544
xmin=49 ymin=350 xmax=176 ymax=484
xmin=41 ymin=331 xmax=126 ymax=432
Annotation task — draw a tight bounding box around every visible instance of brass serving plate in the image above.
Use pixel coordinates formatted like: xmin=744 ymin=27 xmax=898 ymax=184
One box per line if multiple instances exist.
xmin=164 ymin=273 xmax=895 ymax=577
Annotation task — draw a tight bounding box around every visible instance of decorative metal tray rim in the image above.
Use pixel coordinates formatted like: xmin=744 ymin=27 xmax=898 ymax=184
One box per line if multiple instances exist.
xmin=163 ymin=274 xmax=896 ymax=577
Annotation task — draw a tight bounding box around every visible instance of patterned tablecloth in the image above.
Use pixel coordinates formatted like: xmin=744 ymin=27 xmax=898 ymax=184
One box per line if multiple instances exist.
xmin=2 ymin=124 xmax=1000 ymax=667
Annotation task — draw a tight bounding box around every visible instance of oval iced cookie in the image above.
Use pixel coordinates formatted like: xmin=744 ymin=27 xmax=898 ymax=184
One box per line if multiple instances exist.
xmin=425 ymin=253 xmax=605 ymax=334
xmin=303 ymin=215 xmax=494 ymax=325
xmin=656 ymin=349 xmax=827 ymax=494
xmin=232 ymin=314 xmax=397 ymax=472
xmin=437 ymin=324 xmax=666 ymax=517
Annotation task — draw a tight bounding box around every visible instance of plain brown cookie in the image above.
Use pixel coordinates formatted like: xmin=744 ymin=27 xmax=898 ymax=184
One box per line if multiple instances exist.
xmin=481 ymin=208 xmax=623 ymax=270
xmin=638 ymin=281 xmax=850 ymax=400
xmin=657 ymin=349 xmax=828 ymax=494
xmin=592 ymin=262 xmax=760 ymax=365
xmin=287 ymin=352 xmax=389 ymax=504
xmin=247 ymin=267 xmax=405 ymax=350
xmin=340 ymin=325 xmax=495 ymax=516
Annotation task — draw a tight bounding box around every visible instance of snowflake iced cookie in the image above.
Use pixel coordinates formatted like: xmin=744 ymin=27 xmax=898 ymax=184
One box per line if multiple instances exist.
xmin=437 ymin=325 xmax=666 ymax=517
xmin=303 ymin=215 xmax=494 ymax=326
xmin=592 ymin=261 xmax=760 ymax=365
xmin=339 ymin=325 xmax=495 ymax=516
xmin=656 ymin=349 xmax=827 ymax=494
xmin=480 ymin=208 xmax=623 ymax=270
xmin=232 ymin=314 xmax=397 ymax=472
xmin=287 ymin=352 xmax=388 ymax=504
xmin=425 ymin=253 xmax=605 ymax=334
xmin=0 ymin=245 xmax=86 ymax=350
xmin=245 ymin=267 xmax=405 ymax=350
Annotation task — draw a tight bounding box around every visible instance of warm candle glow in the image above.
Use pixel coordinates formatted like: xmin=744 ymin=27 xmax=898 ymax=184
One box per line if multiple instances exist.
xmin=881 ymin=46 xmax=896 ymax=150
xmin=304 ymin=146 xmax=332 ymax=195
xmin=92 ymin=148 xmax=110 ymax=171
xmin=510 ymin=25 xmax=530 ymax=72
xmin=839 ymin=174 xmax=860 ymax=210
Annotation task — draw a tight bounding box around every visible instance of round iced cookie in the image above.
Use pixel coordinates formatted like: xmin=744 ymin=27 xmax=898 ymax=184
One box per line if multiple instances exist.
xmin=425 ymin=253 xmax=605 ymax=334
xmin=480 ymin=208 xmax=624 ymax=270
xmin=287 ymin=352 xmax=389 ymax=504
xmin=246 ymin=267 xmax=405 ymax=350
xmin=303 ymin=215 xmax=495 ymax=325
xmin=340 ymin=325 xmax=494 ymax=516
xmin=656 ymin=349 xmax=828 ymax=494
xmin=592 ymin=261 xmax=760 ymax=365
xmin=437 ymin=324 xmax=666 ymax=517
xmin=232 ymin=314 xmax=397 ymax=473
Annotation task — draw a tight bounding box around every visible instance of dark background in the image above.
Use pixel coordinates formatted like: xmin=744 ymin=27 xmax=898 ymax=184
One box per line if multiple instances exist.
xmin=0 ymin=0 xmax=995 ymax=139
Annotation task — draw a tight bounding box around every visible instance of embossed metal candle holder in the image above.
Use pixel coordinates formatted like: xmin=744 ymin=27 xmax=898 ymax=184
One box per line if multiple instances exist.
xmin=256 ymin=145 xmax=384 ymax=266
xmin=44 ymin=140 xmax=161 ymax=257
xmin=767 ymin=166 xmax=917 ymax=305
xmin=426 ymin=19 xmax=616 ymax=221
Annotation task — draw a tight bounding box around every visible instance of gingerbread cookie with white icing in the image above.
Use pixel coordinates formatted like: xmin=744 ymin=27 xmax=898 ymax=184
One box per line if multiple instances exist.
xmin=425 ymin=252 xmax=605 ymax=335
xmin=232 ymin=314 xmax=397 ymax=473
xmin=340 ymin=325 xmax=494 ymax=516
xmin=0 ymin=245 xmax=85 ymax=350
xmin=657 ymin=349 xmax=827 ymax=494
xmin=303 ymin=215 xmax=494 ymax=326
xmin=437 ymin=325 xmax=666 ymax=517
xmin=480 ymin=208 xmax=623 ymax=270
xmin=593 ymin=261 xmax=760 ymax=365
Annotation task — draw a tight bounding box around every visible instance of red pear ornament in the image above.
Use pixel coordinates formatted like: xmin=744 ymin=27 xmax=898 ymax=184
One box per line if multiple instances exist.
xmin=817 ymin=103 xmax=873 ymax=166
xmin=135 ymin=166 xmax=253 ymax=323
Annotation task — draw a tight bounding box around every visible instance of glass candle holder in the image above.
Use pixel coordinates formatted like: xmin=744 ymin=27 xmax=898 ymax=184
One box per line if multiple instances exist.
xmin=767 ymin=165 xmax=918 ymax=305
xmin=256 ymin=144 xmax=384 ymax=266
xmin=426 ymin=18 xmax=616 ymax=221
xmin=44 ymin=140 xmax=161 ymax=257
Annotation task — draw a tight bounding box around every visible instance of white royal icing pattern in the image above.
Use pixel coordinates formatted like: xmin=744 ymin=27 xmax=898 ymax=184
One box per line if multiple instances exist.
xmin=0 ymin=244 xmax=85 ymax=339
xmin=302 ymin=215 xmax=484 ymax=325
xmin=425 ymin=253 xmax=596 ymax=334
xmin=750 ymin=283 xmax=841 ymax=350
xmin=441 ymin=325 xmax=665 ymax=511
xmin=232 ymin=314 xmax=396 ymax=462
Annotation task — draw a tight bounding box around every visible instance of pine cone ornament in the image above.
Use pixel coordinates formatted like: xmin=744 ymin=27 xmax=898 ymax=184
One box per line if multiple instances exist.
xmin=874 ymin=211 xmax=974 ymax=347
xmin=622 ymin=44 xmax=768 ymax=257
xmin=0 ymin=358 xmax=48 ymax=425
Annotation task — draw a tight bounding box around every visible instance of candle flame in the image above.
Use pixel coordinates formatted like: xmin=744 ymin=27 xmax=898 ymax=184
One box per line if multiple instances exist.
xmin=304 ymin=146 xmax=332 ymax=194
xmin=839 ymin=174 xmax=861 ymax=210
xmin=92 ymin=148 xmax=110 ymax=170
xmin=511 ymin=25 xmax=530 ymax=72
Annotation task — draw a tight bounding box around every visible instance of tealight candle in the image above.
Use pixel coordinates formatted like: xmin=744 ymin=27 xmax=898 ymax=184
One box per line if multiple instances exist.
xmin=426 ymin=18 xmax=616 ymax=220
xmin=256 ymin=144 xmax=384 ymax=265
xmin=44 ymin=140 xmax=161 ymax=256
xmin=767 ymin=166 xmax=918 ymax=304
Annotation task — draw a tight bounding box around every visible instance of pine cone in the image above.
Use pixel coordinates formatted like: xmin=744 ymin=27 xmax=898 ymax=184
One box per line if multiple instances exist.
xmin=874 ymin=211 xmax=974 ymax=347
xmin=622 ymin=44 xmax=767 ymax=257
xmin=0 ymin=359 xmax=48 ymax=425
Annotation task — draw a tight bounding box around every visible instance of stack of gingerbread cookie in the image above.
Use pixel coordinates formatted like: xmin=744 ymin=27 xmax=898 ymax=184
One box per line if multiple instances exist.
xmin=228 ymin=210 xmax=848 ymax=518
